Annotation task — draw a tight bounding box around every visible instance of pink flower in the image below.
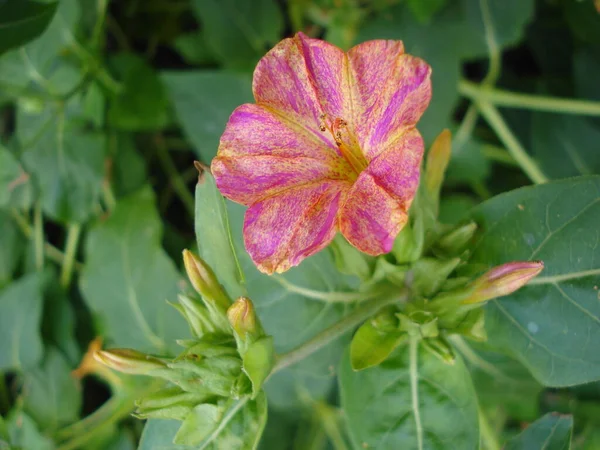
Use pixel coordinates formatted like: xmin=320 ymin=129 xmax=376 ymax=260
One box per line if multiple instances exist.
xmin=212 ymin=32 xmax=432 ymax=274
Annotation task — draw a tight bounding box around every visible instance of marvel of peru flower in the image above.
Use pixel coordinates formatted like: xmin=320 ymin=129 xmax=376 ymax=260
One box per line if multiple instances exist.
xmin=212 ymin=32 xmax=432 ymax=274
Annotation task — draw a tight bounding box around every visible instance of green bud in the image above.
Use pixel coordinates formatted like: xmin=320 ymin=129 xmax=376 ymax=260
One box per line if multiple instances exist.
xmin=397 ymin=311 xmax=439 ymax=338
xmin=435 ymin=222 xmax=478 ymax=256
xmin=176 ymin=295 xmax=218 ymax=337
xmin=94 ymin=348 xmax=166 ymax=375
xmin=448 ymin=309 xmax=487 ymax=342
xmin=411 ymin=257 xmax=461 ymax=297
xmin=425 ymin=129 xmax=452 ymax=206
xmin=392 ymin=216 xmax=424 ymax=263
xmin=183 ymin=249 xmax=231 ymax=312
xmin=421 ymin=336 xmax=455 ymax=365
xmin=463 ymin=261 xmax=544 ymax=304
xmin=135 ymin=386 xmax=211 ymax=421
xmin=166 ymin=357 xmax=242 ymax=397
xmin=241 ymin=336 xmax=275 ymax=397
xmin=227 ymin=297 xmax=265 ymax=341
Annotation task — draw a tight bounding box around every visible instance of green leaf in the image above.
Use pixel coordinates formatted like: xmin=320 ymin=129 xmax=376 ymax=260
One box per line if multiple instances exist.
xmin=5 ymin=410 xmax=54 ymax=450
xmin=242 ymin=336 xmax=275 ymax=396
xmin=339 ymin=340 xmax=479 ymax=449
xmin=350 ymin=319 xmax=405 ymax=370
xmin=79 ymin=187 xmax=186 ymax=355
xmin=0 ymin=272 xmax=44 ymax=372
xmin=225 ymin=201 xmax=356 ymax=409
xmin=175 ymin=403 xmax=222 ymax=446
xmin=139 ymin=394 xmax=267 ymax=450
xmin=190 ymin=0 xmax=283 ymax=69
xmin=17 ymin=102 xmax=105 ymax=223
xmin=439 ymin=194 xmax=477 ymax=225
xmin=0 ymin=211 xmax=25 ymax=289
xmin=0 ymin=0 xmax=57 ymax=56
xmin=469 ymin=176 xmax=600 ymax=386
xmin=505 ymin=413 xmax=573 ymax=450
xmin=21 ymin=347 xmax=82 ymax=431
xmin=564 ymin=0 xmax=600 ymax=45
xmin=0 ymin=145 xmax=34 ymax=210
xmin=111 ymin=134 xmax=148 ymax=197
xmin=406 ymin=0 xmax=447 ymax=23
xmin=446 ymin=136 xmax=491 ymax=185
xmin=195 ymin=171 xmax=245 ymax=299
xmin=108 ymin=53 xmax=169 ymax=131
xmin=162 ymin=71 xmax=253 ymax=161
xmin=174 ymin=31 xmax=218 ymax=66
xmin=0 ymin=0 xmax=82 ymax=96
xmin=531 ymin=113 xmax=600 ymax=179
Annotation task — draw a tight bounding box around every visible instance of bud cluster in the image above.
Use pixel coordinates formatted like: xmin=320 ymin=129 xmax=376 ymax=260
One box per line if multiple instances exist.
xmin=347 ymin=130 xmax=544 ymax=370
xmin=94 ymin=250 xmax=274 ymax=445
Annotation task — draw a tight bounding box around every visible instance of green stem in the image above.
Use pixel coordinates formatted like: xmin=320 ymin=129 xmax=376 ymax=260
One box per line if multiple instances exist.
xmin=33 ymin=203 xmax=44 ymax=271
xmin=473 ymin=99 xmax=548 ymax=184
xmin=460 ymin=80 xmax=600 ymax=116
xmin=272 ymin=290 xmax=407 ymax=373
xmin=155 ymin=135 xmax=195 ymax=218
xmin=409 ymin=337 xmax=424 ymax=450
xmin=91 ymin=0 xmax=109 ymax=49
xmin=481 ymin=144 xmax=517 ymax=166
xmin=60 ymin=223 xmax=82 ymax=288
xmin=315 ymin=404 xmax=350 ymax=450
xmin=479 ymin=408 xmax=501 ymax=450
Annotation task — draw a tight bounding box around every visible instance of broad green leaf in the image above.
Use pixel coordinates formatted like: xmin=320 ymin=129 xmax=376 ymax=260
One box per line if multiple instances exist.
xmin=226 ymin=201 xmax=355 ymax=409
xmin=41 ymin=279 xmax=79 ymax=365
xmin=0 ymin=272 xmax=44 ymax=372
xmin=174 ymin=31 xmax=218 ymax=66
xmin=5 ymin=410 xmax=54 ymax=450
xmin=0 ymin=0 xmax=58 ymax=56
xmin=162 ymin=71 xmax=253 ymax=161
xmin=0 ymin=211 xmax=25 ymax=289
xmin=108 ymin=53 xmax=169 ymax=131
xmin=505 ymin=413 xmax=573 ymax=450
xmin=0 ymin=144 xmax=34 ymax=209
xmin=407 ymin=0 xmax=447 ymax=23
xmin=531 ymin=114 xmax=600 ymax=178
xmin=339 ymin=341 xmax=479 ymax=449
xmin=460 ymin=341 xmax=542 ymax=421
xmin=111 ymin=134 xmax=148 ymax=197
xmin=80 ymin=187 xmax=186 ymax=355
xmin=17 ymin=102 xmax=105 ymax=223
xmin=195 ymin=171 xmax=245 ymax=299
xmin=350 ymin=320 xmax=405 ymax=370
xmin=139 ymin=394 xmax=267 ymax=450
xmin=0 ymin=0 xmax=81 ymax=96
xmin=22 ymin=347 xmax=82 ymax=431
xmin=191 ymin=0 xmax=283 ymax=69
xmin=470 ymin=176 xmax=600 ymax=386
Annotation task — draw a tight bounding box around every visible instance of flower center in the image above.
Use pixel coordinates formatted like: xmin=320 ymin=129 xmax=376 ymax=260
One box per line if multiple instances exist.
xmin=319 ymin=114 xmax=367 ymax=178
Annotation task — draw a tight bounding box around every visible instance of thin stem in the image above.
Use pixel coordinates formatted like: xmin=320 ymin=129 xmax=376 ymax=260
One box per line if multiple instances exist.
xmin=60 ymin=224 xmax=82 ymax=288
xmin=272 ymin=289 xmax=407 ymax=373
xmin=409 ymin=337 xmax=424 ymax=450
xmin=479 ymin=408 xmax=501 ymax=450
xmin=314 ymin=404 xmax=350 ymax=450
xmin=274 ymin=276 xmax=382 ymax=303
xmin=155 ymin=135 xmax=195 ymax=218
xmin=33 ymin=203 xmax=44 ymax=270
xmin=479 ymin=0 xmax=501 ymax=86
xmin=460 ymin=80 xmax=600 ymax=117
xmin=481 ymin=145 xmax=517 ymax=166
xmin=473 ymin=100 xmax=549 ymax=184
xmin=91 ymin=0 xmax=109 ymax=49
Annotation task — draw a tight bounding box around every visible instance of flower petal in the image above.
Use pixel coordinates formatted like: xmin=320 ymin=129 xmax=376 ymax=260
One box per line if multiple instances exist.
xmin=252 ymin=33 xmax=349 ymax=150
xmin=212 ymin=104 xmax=353 ymax=205
xmin=243 ymin=181 xmax=347 ymax=274
xmin=347 ymin=40 xmax=432 ymax=160
xmin=338 ymin=129 xmax=424 ymax=255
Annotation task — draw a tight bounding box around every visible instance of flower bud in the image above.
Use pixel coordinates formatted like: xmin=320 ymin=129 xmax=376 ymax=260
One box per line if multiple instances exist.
xmin=227 ymin=297 xmax=263 ymax=340
xmin=94 ymin=348 xmax=166 ymax=375
xmin=463 ymin=261 xmax=544 ymax=304
xmin=422 ymin=336 xmax=455 ymax=365
xmin=183 ymin=250 xmax=230 ymax=312
xmin=135 ymin=387 xmax=210 ymax=421
xmin=425 ymin=129 xmax=452 ymax=206
xmin=177 ymin=294 xmax=219 ymax=336
xmin=435 ymin=222 xmax=478 ymax=256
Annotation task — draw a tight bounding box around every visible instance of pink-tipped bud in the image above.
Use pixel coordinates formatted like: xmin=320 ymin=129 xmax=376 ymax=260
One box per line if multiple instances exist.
xmin=463 ymin=261 xmax=544 ymax=304
xmin=182 ymin=249 xmax=230 ymax=311
xmin=94 ymin=348 xmax=166 ymax=375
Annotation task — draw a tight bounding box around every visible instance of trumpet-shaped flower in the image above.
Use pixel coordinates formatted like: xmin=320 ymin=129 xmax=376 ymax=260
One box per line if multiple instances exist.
xmin=212 ymin=33 xmax=432 ymax=274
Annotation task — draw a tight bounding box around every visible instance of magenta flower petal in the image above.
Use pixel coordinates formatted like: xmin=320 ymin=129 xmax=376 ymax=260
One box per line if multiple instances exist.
xmin=348 ymin=42 xmax=431 ymax=160
xmin=243 ymin=181 xmax=347 ymax=274
xmin=339 ymin=129 xmax=424 ymax=254
xmin=213 ymin=103 xmax=352 ymax=206
xmin=212 ymin=33 xmax=432 ymax=273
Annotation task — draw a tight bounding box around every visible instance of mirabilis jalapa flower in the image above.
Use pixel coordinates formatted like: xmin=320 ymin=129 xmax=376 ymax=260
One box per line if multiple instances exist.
xmin=212 ymin=32 xmax=432 ymax=274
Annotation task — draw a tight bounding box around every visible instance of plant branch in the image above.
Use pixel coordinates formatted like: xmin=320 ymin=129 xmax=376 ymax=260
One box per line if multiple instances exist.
xmin=272 ymin=289 xmax=407 ymax=373
xmin=60 ymin=223 xmax=82 ymax=288
xmin=33 ymin=202 xmax=44 ymax=271
xmin=460 ymin=80 xmax=600 ymax=117
xmin=471 ymin=99 xmax=549 ymax=184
